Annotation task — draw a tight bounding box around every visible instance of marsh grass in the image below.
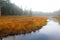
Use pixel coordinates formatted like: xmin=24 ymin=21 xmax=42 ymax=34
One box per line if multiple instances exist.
xmin=53 ymin=16 xmax=60 ymax=20
xmin=0 ymin=16 xmax=47 ymax=38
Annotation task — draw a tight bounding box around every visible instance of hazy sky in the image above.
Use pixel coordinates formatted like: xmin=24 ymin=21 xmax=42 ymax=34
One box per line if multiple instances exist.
xmin=10 ymin=0 xmax=60 ymax=12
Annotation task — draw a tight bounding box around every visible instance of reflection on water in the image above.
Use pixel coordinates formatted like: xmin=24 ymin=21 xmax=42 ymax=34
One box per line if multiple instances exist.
xmin=3 ymin=18 xmax=60 ymax=40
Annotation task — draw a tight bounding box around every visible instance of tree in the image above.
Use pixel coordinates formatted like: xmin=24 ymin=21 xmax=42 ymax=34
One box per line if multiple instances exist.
xmin=0 ymin=5 xmax=1 ymax=16
xmin=6 ymin=0 xmax=10 ymax=3
xmin=0 ymin=0 xmax=23 ymax=16
xmin=29 ymin=9 xmax=32 ymax=16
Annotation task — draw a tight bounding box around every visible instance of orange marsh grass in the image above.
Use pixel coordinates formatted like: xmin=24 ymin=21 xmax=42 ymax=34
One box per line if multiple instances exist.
xmin=0 ymin=16 xmax=47 ymax=37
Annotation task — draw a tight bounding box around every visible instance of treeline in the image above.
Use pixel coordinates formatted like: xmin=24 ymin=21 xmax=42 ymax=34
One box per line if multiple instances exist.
xmin=0 ymin=0 xmax=32 ymax=16
xmin=32 ymin=10 xmax=60 ymax=16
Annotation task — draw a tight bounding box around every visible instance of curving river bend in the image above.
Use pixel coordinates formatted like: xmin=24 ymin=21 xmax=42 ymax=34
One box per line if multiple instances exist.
xmin=2 ymin=18 xmax=60 ymax=40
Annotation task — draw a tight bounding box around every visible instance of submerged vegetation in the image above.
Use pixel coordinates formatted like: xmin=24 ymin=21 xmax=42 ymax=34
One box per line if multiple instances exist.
xmin=0 ymin=16 xmax=47 ymax=38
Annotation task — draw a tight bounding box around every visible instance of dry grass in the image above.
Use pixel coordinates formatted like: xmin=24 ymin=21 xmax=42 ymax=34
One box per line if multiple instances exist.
xmin=0 ymin=16 xmax=47 ymax=37
xmin=53 ymin=16 xmax=60 ymax=20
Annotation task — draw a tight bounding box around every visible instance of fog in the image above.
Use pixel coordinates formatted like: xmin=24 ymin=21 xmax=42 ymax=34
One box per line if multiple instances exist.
xmin=10 ymin=0 xmax=60 ymax=12
xmin=0 ymin=0 xmax=60 ymax=40
xmin=0 ymin=0 xmax=60 ymax=16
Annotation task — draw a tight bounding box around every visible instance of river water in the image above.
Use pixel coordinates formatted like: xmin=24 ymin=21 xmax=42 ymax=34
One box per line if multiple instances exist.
xmin=2 ymin=18 xmax=60 ymax=40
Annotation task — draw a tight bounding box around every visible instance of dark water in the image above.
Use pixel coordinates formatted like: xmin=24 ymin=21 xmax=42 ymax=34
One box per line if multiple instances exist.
xmin=2 ymin=18 xmax=60 ymax=40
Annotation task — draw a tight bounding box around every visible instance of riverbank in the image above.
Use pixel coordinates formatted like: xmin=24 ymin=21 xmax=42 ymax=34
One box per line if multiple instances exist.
xmin=53 ymin=16 xmax=60 ymax=20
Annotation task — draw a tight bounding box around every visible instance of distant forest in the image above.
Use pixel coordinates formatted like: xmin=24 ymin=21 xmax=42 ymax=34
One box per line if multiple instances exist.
xmin=0 ymin=0 xmax=32 ymax=16
xmin=0 ymin=0 xmax=60 ymax=16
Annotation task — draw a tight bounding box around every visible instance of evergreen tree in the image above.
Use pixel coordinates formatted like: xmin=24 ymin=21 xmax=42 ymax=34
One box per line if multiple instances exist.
xmin=0 ymin=0 xmax=23 ymax=16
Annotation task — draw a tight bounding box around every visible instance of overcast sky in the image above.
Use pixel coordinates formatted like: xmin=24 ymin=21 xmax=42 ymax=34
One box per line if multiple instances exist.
xmin=10 ymin=0 xmax=60 ymax=12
